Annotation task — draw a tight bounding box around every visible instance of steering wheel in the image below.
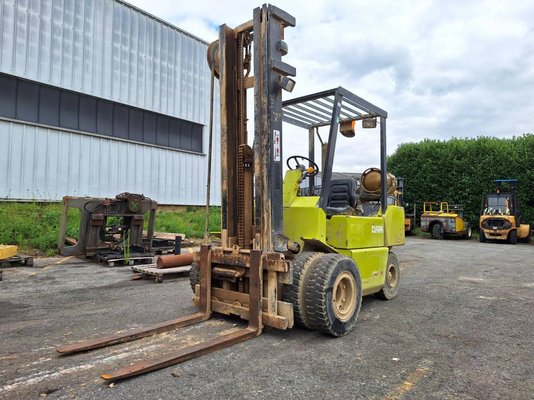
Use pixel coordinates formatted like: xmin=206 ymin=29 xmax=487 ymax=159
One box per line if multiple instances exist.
xmin=286 ymin=155 xmax=319 ymax=177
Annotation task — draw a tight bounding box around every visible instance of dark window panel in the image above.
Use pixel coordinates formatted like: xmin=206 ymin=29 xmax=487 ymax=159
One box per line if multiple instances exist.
xmin=169 ymin=119 xmax=182 ymax=149
xmin=97 ymin=100 xmax=113 ymax=136
xmin=16 ymin=80 xmax=39 ymax=122
xmin=143 ymin=112 xmax=157 ymax=144
xmin=79 ymin=96 xmax=97 ymax=133
xmin=181 ymin=121 xmax=193 ymax=151
xmin=38 ymin=86 xmax=60 ymax=126
xmin=156 ymin=115 xmax=170 ymax=147
xmin=0 ymin=74 xmax=17 ymax=118
xmin=59 ymin=91 xmax=80 ymax=130
xmin=191 ymin=124 xmax=203 ymax=152
xmin=113 ymin=104 xmax=129 ymax=139
xmin=0 ymin=72 xmax=204 ymax=151
xmin=129 ymin=108 xmax=144 ymax=142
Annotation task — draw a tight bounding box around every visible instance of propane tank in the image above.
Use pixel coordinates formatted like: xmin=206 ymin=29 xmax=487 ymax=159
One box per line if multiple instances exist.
xmin=359 ymin=167 xmax=397 ymax=201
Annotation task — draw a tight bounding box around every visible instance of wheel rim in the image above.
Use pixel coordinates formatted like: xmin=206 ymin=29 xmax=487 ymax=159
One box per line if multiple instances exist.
xmin=386 ymin=263 xmax=398 ymax=288
xmin=332 ymin=271 xmax=357 ymax=321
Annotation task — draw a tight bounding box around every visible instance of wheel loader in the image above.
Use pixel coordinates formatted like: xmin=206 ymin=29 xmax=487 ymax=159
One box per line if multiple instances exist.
xmin=479 ymin=179 xmax=530 ymax=244
xmin=56 ymin=4 xmax=405 ymax=380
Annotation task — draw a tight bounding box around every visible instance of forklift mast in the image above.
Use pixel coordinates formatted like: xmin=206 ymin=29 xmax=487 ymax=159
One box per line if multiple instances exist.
xmin=209 ymin=5 xmax=296 ymax=253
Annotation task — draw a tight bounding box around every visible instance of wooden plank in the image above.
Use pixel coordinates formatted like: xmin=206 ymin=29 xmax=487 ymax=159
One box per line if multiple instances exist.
xmin=130 ymin=265 xmax=191 ymax=275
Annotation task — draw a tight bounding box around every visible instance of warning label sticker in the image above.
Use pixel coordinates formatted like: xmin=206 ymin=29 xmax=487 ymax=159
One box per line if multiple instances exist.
xmin=273 ymin=130 xmax=281 ymax=162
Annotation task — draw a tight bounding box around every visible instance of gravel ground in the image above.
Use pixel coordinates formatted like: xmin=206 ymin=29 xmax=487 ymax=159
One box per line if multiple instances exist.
xmin=0 ymin=237 xmax=533 ymax=400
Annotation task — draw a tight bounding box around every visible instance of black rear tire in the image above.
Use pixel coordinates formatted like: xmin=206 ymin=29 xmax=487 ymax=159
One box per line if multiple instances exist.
xmin=304 ymin=254 xmax=362 ymax=337
xmin=432 ymin=223 xmax=444 ymax=240
xmin=282 ymin=251 xmax=322 ymax=329
xmin=508 ymin=230 xmax=517 ymax=244
xmin=377 ymin=253 xmax=400 ymax=300
xmin=464 ymin=226 xmax=472 ymax=239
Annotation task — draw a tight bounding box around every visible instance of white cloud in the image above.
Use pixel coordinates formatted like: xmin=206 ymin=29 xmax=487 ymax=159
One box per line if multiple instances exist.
xmin=125 ymin=0 xmax=534 ymax=172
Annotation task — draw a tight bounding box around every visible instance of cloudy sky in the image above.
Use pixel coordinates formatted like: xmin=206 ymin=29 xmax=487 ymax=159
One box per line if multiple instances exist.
xmin=127 ymin=0 xmax=534 ymax=173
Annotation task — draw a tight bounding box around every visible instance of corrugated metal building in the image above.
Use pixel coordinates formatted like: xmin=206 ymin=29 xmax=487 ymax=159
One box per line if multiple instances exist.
xmin=0 ymin=0 xmax=221 ymax=205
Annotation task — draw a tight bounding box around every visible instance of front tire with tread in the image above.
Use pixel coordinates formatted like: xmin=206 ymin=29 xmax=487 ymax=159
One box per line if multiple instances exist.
xmin=304 ymin=254 xmax=362 ymax=337
xmin=508 ymin=230 xmax=517 ymax=244
xmin=283 ymin=252 xmax=322 ymax=329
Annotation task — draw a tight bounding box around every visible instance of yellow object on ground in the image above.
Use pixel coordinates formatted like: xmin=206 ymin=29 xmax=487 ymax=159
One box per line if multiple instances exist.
xmin=0 ymin=245 xmax=18 ymax=260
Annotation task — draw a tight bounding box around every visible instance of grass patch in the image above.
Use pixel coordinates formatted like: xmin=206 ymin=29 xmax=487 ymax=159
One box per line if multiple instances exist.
xmin=0 ymin=202 xmax=221 ymax=256
xmin=154 ymin=207 xmax=221 ymax=238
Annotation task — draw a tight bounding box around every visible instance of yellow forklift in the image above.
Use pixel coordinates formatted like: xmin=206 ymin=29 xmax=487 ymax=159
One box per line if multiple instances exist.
xmin=56 ymin=4 xmax=405 ymax=380
xmin=479 ymin=179 xmax=530 ymax=244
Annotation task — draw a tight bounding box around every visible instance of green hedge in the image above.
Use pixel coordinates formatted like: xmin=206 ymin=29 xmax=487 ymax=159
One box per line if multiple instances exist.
xmin=388 ymin=134 xmax=534 ymax=228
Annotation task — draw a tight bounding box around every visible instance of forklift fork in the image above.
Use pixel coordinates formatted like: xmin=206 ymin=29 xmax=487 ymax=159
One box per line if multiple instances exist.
xmin=56 ymin=245 xmax=263 ymax=381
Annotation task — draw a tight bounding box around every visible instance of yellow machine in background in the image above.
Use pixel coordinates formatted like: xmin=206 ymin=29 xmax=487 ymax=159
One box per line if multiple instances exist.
xmin=480 ymin=180 xmax=530 ymax=244
xmin=394 ymin=177 xmax=416 ymax=235
xmin=0 ymin=245 xmax=18 ymax=260
xmin=420 ymin=201 xmax=472 ymax=239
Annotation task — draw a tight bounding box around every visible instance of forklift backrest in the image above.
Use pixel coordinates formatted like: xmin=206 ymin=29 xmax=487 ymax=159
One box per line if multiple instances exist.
xmin=326 ymin=178 xmax=358 ymax=215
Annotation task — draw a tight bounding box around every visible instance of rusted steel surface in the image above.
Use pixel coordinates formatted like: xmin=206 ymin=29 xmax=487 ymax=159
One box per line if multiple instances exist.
xmin=101 ymin=328 xmax=258 ymax=381
xmin=156 ymin=253 xmax=194 ymax=269
xmin=219 ymin=25 xmax=239 ymax=248
xmin=237 ymin=144 xmax=254 ymax=249
xmin=56 ymin=312 xmax=208 ymax=354
xmin=248 ymin=249 xmax=263 ymax=332
xmin=57 ymin=193 xmax=157 ymax=258
xmin=56 ymin=245 xmax=213 ymax=358
xmin=210 ymin=249 xmax=288 ymax=272
xmin=101 ymin=246 xmax=263 ymax=381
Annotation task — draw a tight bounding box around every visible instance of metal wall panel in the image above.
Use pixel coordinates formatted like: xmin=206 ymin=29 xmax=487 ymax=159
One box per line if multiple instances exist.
xmin=0 ymin=0 xmax=222 ymax=205
xmin=0 ymin=0 xmax=210 ymax=124
xmin=0 ymin=119 xmax=221 ymax=205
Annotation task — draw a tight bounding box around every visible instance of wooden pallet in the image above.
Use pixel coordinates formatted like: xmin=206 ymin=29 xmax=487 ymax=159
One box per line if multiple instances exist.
xmin=0 ymin=254 xmax=34 ymax=268
xmin=131 ymin=264 xmax=191 ymax=283
xmin=96 ymin=254 xmax=154 ymax=267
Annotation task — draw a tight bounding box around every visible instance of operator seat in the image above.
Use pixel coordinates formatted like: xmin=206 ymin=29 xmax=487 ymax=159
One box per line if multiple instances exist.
xmin=325 ymin=178 xmax=359 ymax=215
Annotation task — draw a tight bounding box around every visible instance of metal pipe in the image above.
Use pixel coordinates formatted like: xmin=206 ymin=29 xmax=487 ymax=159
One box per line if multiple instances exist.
xmin=156 ymin=253 xmax=194 ymax=269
